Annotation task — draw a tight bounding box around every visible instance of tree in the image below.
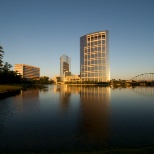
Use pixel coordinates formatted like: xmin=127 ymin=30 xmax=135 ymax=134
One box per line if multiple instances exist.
xmin=0 ymin=46 xmax=4 ymax=71
xmin=0 ymin=45 xmax=22 ymax=84
xmin=39 ymin=76 xmax=49 ymax=84
xmin=2 ymin=62 xmax=12 ymax=72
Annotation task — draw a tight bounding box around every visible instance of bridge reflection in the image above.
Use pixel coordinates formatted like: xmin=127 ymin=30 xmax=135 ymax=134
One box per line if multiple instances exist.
xmin=132 ymin=87 xmax=154 ymax=96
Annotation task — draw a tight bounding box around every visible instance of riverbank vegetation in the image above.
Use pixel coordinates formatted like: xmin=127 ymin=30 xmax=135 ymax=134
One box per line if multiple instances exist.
xmin=0 ymin=45 xmax=23 ymax=85
xmin=0 ymin=45 xmax=53 ymax=92
xmin=0 ymin=84 xmax=46 ymax=93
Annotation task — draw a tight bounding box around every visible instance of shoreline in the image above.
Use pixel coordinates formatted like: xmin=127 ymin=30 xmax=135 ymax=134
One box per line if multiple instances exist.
xmin=0 ymin=84 xmax=46 ymax=99
xmin=0 ymin=84 xmax=22 ymax=92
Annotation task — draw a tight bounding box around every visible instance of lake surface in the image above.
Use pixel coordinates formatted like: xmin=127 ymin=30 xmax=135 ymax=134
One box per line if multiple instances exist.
xmin=0 ymin=85 xmax=154 ymax=152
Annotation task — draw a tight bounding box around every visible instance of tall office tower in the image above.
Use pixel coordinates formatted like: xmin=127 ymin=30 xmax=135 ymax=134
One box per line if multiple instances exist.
xmin=14 ymin=64 xmax=40 ymax=79
xmin=60 ymin=55 xmax=71 ymax=81
xmin=80 ymin=31 xmax=110 ymax=82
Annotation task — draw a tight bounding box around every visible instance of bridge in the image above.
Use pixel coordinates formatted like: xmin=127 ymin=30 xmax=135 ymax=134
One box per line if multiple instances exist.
xmin=131 ymin=73 xmax=154 ymax=82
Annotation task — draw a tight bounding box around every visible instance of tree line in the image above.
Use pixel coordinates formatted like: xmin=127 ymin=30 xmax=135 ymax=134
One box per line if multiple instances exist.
xmin=0 ymin=45 xmax=53 ymax=84
xmin=0 ymin=46 xmax=22 ymax=84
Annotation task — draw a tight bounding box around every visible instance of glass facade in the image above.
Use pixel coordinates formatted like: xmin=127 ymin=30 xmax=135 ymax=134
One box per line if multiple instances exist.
xmin=60 ymin=55 xmax=71 ymax=81
xmin=80 ymin=31 xmax=110 ymax=82
xmin=14 ymin=64 xmax=40 ymax=79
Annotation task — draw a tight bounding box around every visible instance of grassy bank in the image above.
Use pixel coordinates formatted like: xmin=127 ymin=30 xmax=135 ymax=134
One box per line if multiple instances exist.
xmin=0 ymin=85 xmax=22 ymax=93
xmin=0 ymin=84 xmax=46 ymax=93
xmin=0 ymin=84 xmax=47 ymax=99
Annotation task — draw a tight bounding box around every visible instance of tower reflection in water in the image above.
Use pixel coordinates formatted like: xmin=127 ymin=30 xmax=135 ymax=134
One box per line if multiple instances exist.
xmin=56 ymin=85 xmax=111 ymax=150
xmin=59 ymin=86 xmax=71 ymax=111
xmin=79 ymin=86 xmax=110 ymax=149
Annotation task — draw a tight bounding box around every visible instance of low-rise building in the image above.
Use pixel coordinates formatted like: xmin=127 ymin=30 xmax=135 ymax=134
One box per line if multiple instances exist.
xmin=64 ymin=75 xmax=81 ymax=83
xmin=14 ymin=64 xmax=40 ymax=79
xmin=52 ymin=76 xmax=61 ymax=84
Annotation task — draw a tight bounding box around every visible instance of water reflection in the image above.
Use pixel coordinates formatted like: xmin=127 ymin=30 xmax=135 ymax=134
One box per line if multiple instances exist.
xmin=13 ymin=89 xmax=40 ymax=113
xmin=20 ymin=89 xmax=39 ymax=98
xmin=0 ymin=89 xmax=41 ymax=152
xmin=111 ymin=86 xmax=154 ymax=97
xmin=54 ymin=85 xmax=81 ymax=111
xmin=1 ymin=85 xmax=154 ymax=152
xmin=55 ymin=85 xmax=111 ymax=150
xmin=78 ymin=86 xmax=110 ymax=149
xmin=59 ymin=86 xmax=71 ymax=111
xmin=132 ymin=87 xmax=154 ymax=96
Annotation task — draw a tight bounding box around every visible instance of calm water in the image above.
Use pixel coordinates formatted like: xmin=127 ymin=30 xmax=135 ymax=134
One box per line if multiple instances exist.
xmin=0 ymin=85 xmax=154 ymax=152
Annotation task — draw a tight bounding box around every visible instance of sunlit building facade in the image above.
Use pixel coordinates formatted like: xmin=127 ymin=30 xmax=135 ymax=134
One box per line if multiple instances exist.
xmin=80 ymin=31 xmax=110 ymax=82
xmin=14 ymin=64 xmax=40 ymax=79
xmin=60 ymin=55 xmax=71 ymax=81
xmin=64 ymin=74 xmax=81 ymax=83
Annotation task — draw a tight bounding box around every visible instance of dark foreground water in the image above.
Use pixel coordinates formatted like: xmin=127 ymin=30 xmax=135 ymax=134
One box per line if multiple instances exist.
xmin=0 ymin=85 xmax=154 ymax=153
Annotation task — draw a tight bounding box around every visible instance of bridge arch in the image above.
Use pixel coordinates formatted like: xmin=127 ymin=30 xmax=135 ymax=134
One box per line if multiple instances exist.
xmin=131 ymin=73 xmax=154 ymax=82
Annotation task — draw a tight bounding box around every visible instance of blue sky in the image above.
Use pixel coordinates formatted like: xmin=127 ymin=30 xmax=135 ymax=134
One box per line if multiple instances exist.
xmin=0 ymin=0 xmax=154 ymax=80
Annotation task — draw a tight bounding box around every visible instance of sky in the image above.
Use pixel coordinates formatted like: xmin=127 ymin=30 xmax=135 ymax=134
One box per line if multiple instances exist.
xmin=0 ymin=0 xmax=154 ymax=80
